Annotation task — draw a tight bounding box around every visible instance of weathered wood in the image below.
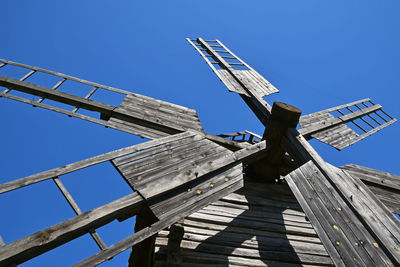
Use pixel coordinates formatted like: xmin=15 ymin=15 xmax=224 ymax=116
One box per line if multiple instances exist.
xmin=285 ymin=161 xmax=395 ymax=266
xmin=73 ymin=180 xmax=243 ymax=266
xmin=300 ymin=104 xmax=381 ymax=136
xmin=340 ymin=164 xmax=400 ymax=191
xmin=0 ymin=58 xmax=133 ymax=95
xmin=113 ymin=136 xmax=267 ymax=200
xmin=0 ymin=193 xmax=145 ymax=266
xmin=0 ymin=131 xmax=196 ymax=194
xmin=156 ymin=237 xmax=332 ymax=265
xmin=148 ymin=163 xmax=243 ymax=219
xmin=52 ymin=177 xmax=107 ymax=250
xmin=128 ymin=207 xmax=158 ymax=267
xmin=165 ymin=221 xmax=184 ymax=266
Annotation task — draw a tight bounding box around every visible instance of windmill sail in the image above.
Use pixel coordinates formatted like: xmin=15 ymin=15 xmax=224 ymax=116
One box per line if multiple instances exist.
xmin=0 ymin=131 xmax=267 ymax=266
xmin=187 ymin=38 xmax=278 ymax=98
xmin=190 ymin=37 xmax=400 ymax=266
xmin=0 ymin=59 xmax=203 ymax=140
xmin=299 ymin=98 xmax=397 ymax=150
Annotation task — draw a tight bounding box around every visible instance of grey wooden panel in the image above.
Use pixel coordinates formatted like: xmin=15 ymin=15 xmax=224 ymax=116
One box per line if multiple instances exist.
xmin=0 ymin=69 xmax=204 ymax=140
xmin=112 ymin=133 xmax=267 ymax=200
xmin=331 ymin=164 xmax=400 ymax=264
xmin=154 ymin=182 xmax=333 ymax=266
xmin=285 ymin=161 xmax=398 ymax=266
xmin=340 ymin=164 xmax=400 ymax=191
xmin=232 ymin=70 xmax=278 ymax=98
xmin=187 ymin=38 xmax=279 ymax=99
xmin=299 ymin=99 xmax=396 ymax=150
xmin=74 ymin=179 xmax=244 ymax=266
xmin=215 ymin=69 xmax=249 ymax=96
xmin=341 ymin=164 xmax=400 ymax=213
xmin=149 ymin=162 xmax=243 ymax=219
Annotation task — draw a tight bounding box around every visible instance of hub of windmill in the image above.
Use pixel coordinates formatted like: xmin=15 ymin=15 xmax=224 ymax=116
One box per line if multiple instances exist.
xmin=246 ymin=102 xmax=301 ymax=182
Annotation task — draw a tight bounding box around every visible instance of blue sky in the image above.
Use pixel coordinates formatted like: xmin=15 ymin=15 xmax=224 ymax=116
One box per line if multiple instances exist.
xmin=1 ymin=1 xmax=399 ymax=266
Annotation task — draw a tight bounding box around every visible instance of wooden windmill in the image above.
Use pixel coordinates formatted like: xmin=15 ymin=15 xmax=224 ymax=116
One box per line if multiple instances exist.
xmin=0 ymin=37 xmax=399 ymax=266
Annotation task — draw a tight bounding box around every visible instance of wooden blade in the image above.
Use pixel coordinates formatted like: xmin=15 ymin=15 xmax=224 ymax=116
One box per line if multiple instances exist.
xmin=340 ymin=164 xmax=400 ymax=213
xmin=111 ymin=131 xmax=268 ymax=216
xmin=187 ymin=38 xmax=275 ymax=126
xmin=0 ymin=58 xmax=203 ymax=139
xmin=299 ymin=98 xmax=397 ymax=150
xmin=187 ymin=38 xmax=278 ymax=98
xmin=0 ymin=131 xmax=268 ymax=266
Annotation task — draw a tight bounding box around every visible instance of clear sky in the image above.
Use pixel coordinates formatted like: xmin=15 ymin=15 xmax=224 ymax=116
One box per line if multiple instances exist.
xmin=1 ymin=1 xmax=399 ymax=266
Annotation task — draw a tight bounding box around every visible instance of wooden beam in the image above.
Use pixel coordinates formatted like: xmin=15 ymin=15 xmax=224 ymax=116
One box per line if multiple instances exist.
xmin=0 ymin=193 xmax=145 ymax=266
xmin=53 ymin=177 xmax=107 ymax=250
xmin=73 ymin=179 xmax=243 ymax=266
xmin=128 ymin=207 xmax=158 ymax=267
xmin=0 ymin=131 xmax=196 ymax=194
xmin=299 ymin=104 xmax=382 ymax=136
xmin=165 ymin=221 xmax=184 ymax=266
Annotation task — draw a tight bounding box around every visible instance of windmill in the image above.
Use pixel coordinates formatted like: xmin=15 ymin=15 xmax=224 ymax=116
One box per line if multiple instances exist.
xmin=0 ymin=37 xmax=399 ymax=266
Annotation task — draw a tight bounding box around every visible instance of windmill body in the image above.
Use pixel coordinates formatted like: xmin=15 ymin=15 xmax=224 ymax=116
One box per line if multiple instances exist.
xmin=0 ymin=38 xmax=399 ymax=266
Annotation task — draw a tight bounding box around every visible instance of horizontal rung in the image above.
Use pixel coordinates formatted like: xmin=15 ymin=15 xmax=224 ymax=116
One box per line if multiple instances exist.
xmin=222 ymin=56 xmax=237 ymax=59
xmin=373 ymin=110 xmax=389 ymax=122
xmin=229 ymin=63 xmax=245 ymax=66
xmin=20 ymin=70 xmax=36 ymax=81
xmin=209 ymin=45 xmax=223 ymax=48
xmin=211 ymin=62 xmax=220 ymax=65
xmin=214 ymin=50 xmax=230 ymax=54
xmin=204 ymin=40 xmax=218 ymax=42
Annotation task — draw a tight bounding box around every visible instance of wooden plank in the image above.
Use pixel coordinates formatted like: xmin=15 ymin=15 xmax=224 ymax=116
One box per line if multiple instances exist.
xmin=0 ymin=58 xmax=133 ymax=95
xmin=299 ymin=104 xmax=382 ymax=136
xmin=0 ymin=131 xmax=195 ymax=194
xmin=0 ymin=75 xmax=115 ymax=115
xmin=0 ymin=193 xmax=145 ymax=266
xmin=215 ymin=39 xmax=278 ymax=96
xmin=300 ymin=162 xmax=389 ymax=265
xmin=73 ymin=180 xmax=243 ymax=266
xmin=181 ymin=218 xmax=322 ymax=244
xmin=155 ymin=238 xmax=332 ymax=265
xmin=155 ymin=249 xmax=323 ymax=267
xmin=285 ymin=161 xmax=395 ymax=266
xmin=340 ymin=164 xmax=400 ymax=191
xmin=114 ymin=140 xmax=267 ymax=199
xmin=331 ymin=165 xmax=400 ymax=264
xmin=52 ymin=177 xmax=107 ymax=251
xmin=157 ymin=230 xmax=329 ymax=256
xmin=149 ymin=163 xmax=243 ymax=219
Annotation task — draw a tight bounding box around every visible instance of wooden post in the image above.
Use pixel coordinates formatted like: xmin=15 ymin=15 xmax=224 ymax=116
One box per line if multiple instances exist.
xmin=128 ymin=207 xmax=158 ymax=267
xmin=259 ymin=102 xmax=301 ymax=180
xmin=166 ymin=220 xmax=184 ymax=266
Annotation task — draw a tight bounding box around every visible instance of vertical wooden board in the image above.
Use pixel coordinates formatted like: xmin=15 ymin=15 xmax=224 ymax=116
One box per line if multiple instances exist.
xmin=285 ymin=161 xmax=396 ymax=266
xmin=215 ymin=69 xmax=249 ymax=96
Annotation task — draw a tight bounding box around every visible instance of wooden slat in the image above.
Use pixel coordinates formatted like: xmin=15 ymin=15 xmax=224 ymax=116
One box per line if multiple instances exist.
xmin=299 ymin=104 xmax=382 ymax=136
xmin=0 ymin=58 xmax=132 ymax=95
xmin=340 ymin=164 xmax=400 ymax=191
xmin=52 ymin=177 xmax=107 ymax=251
xmin=0 ymin=73 xmax=204 ymax=139
xmin=285 ymin=161 xmax=396 ymax=266
xmin=73 ymin=180 xmax=243 ymax=266
xmin=113 ymin=136 xmax=267 ymax=199
xmin=0 ymin=193 xmax=145 ymax=266
xmin=335 ymin=119 xmax=397 ymax=150
xmin=0 ymin=131 xmax=196 ymax=194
